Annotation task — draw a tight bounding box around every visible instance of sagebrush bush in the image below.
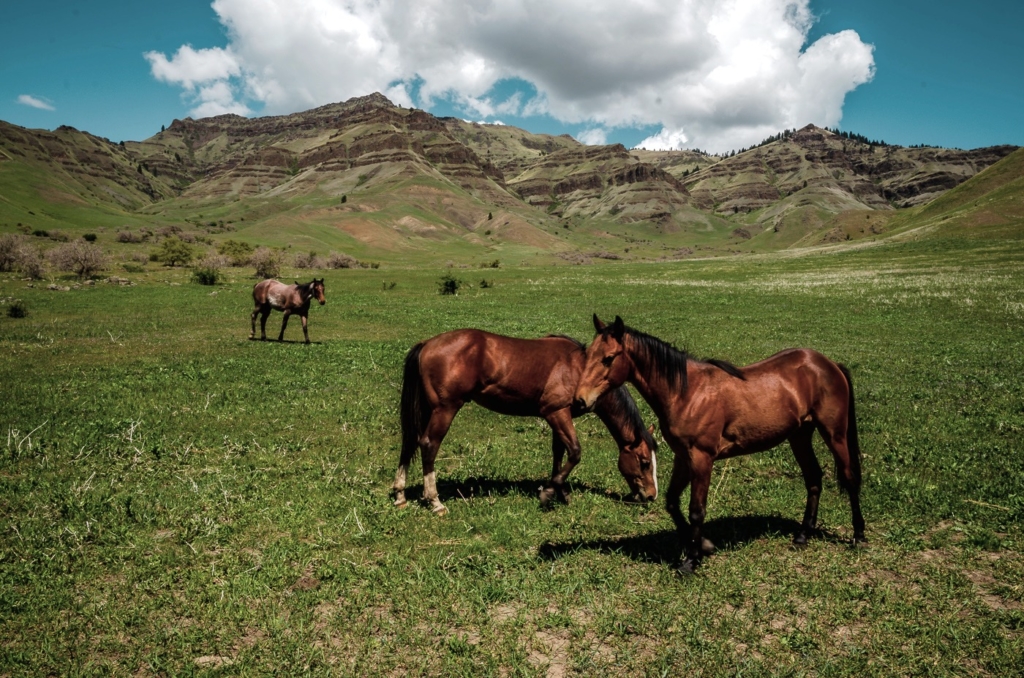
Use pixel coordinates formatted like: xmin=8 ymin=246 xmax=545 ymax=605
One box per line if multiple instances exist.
xmin=47 ymin=240 xmax=107 ymax=279
xmin=251 ymin=247 xmax=283 ymax=279
xmin=326 ymin=251 xmax=358 ymax=269
xmin=15 ymin=245 xmax=46 ymax=280
xmin=0 ymin=234 xmax=22 ymax=271
xmin=294 ymin=251 xmax=322 ymax=269
xmin=191 ymin=253 xmax=227 ymax=285
xmin=116 ymin=231 xmax=143 ymax=243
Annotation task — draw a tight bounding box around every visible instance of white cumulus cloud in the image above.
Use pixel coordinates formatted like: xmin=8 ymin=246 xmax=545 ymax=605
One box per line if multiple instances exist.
xmin=145 ymin=0 xmax=875 ymax=152
xmin=17 ymin=94 xmax=55 ymax=111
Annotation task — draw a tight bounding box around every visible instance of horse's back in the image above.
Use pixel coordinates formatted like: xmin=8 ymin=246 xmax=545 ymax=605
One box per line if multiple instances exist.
xmin=417 ymin=329 xmax=580 ymax=413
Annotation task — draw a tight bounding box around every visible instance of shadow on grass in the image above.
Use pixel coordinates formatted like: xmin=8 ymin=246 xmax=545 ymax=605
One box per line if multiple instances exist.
xmin=247 ymin=337 xmax=324 ymax=345
xmin=536 ymin=514 xmax=851 ymax=565
xmin=402 ymin=476 xmax=640 ymax=505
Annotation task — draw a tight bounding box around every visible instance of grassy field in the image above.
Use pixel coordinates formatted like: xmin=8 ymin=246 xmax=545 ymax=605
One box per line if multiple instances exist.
xmin=1 ymin=233 xmax=1023 ymax=675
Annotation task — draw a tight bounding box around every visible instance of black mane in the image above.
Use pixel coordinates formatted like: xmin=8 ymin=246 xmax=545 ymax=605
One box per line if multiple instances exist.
xmin=606 ymin=324 xmax=745 ymax=393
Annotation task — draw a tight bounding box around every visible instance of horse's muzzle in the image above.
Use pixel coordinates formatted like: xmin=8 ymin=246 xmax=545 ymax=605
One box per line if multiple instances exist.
xmin=572 ymin=397 xmax=590 ymax=413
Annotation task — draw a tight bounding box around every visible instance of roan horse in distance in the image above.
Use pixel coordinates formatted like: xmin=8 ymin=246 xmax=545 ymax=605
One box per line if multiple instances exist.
xmin=250 ymin=278 xmax=326 ymax=344
xmin=574 ymin=315 xmax=864 ymax=574
xmin=395 ymin=329 xmax=659 ymax=515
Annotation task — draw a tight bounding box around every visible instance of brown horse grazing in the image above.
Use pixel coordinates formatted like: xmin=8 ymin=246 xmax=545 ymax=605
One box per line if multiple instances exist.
xmin=250 ymin=278 xmax=325 ymax=344
xmin=395 ymin=329 xmax=659 ymax=515
xmin=574 ymin=315 xmax=864 ymax=574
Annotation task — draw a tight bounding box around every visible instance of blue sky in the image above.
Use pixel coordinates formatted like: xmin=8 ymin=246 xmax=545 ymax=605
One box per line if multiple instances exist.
xmin=2 ymin=1 xmax=1021 ymax=152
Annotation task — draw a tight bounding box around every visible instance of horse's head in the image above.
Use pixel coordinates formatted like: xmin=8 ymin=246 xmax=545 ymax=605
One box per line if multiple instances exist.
xmin=311 ymin=278 xmax=326 ymax=305
xmin=618 ymin=423 xmax=658 ymax=502
xmin=574 ymin=314 xmax=630 ymax=412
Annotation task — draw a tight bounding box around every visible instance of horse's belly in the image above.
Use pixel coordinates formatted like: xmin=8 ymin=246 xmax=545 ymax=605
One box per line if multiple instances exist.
xmin=473 ymin=389 xmax=544 ymax=417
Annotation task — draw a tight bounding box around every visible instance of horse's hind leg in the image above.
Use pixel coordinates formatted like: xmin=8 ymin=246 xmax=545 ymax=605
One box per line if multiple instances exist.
xmin=789 ymin=424 xmax=822 ymax=546
xmin=818 ymin=421 xmax=866 ymax=545
xmin=259 ymin=308 xmax=270 ymax=340
xmin=419 ymin=405 xmax=459 ymax=515
xmin=250 ymin=306 xmax=259 ymax=339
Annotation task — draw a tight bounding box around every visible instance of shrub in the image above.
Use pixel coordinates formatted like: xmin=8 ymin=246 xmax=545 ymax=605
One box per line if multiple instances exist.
xmin=152 ymin=237 xmax=195 ymax=266
xmin=251 ymin=247 xmax=283 ymax=279
xmin=326 ymin=252 xmax=358 ymax=269
xmin=217 ymin=239 xmax=254 ymax=266
xmin=7 ymin=300 xmax=27 ymax=318
xmin=294 ymin=251 xmax=322 ymax=269
xmin=0 ymin=234 xmax=22 ymax=271
xmin=47 ymin=230 xmax=70 ymax=242
xmin=438 ymin=273 xmax=462 ymax=295
xmin=156 ymin=225 xmax=182 ymax=238
xmin=116 ymin=230 xmax=143 ymax=243
xmin=122 ymin=262 xmax=146 ymax=273
xmin=32 ymin=229 xmax=49 ymax=238
xmin=15 ymin=244 xmax=45 ymax=280
xmin=47 ymin=240 xmax=107 ymax=279
xmin=83 ymin=233 xmax=97 ymax=242
xmin=479 ymin=279 xmax=493 ymax=289
xmin=191 ymin=253 xmax=228 ymax=285
xmin=191 ymin=267 xmax=220 ymax=285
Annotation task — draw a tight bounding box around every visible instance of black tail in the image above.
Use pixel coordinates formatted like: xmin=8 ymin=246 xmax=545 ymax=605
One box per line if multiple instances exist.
xmin=837 ymin=364 xmax=862 ymax=495
xmin=400 ymin=343 xmax=427 ymax=469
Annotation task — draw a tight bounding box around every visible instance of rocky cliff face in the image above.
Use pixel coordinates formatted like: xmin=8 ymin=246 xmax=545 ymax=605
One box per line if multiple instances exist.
xmin=684 ymin=125 xmax=1017 ymax=222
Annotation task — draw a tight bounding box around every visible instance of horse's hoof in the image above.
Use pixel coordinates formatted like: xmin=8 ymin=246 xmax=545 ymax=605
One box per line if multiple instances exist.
xmin=673 ymin=559 xmax=698 ymax=577
xmin=431 ymin=504 xmax=448 ymax=517
xmin=852 ymin=536 xmax=869 ymax=548
xmin=701 ymin=538 xmax=717 ymax=556
xmin=393 ymin=498 xmax=408 ymax=509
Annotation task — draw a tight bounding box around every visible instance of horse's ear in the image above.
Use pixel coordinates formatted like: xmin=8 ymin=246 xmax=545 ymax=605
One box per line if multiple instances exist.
xmin=593 ymin=314 xmax=605 ymax=332
xmin=612 ymin=315 xmax=625 ymax=339
xmin=647 ymin=424 xmax=655 ymax=434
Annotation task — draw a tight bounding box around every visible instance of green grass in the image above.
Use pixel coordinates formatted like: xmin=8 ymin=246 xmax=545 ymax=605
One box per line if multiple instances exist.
xmin=1 ymin=234 xmax=1023 ymax=675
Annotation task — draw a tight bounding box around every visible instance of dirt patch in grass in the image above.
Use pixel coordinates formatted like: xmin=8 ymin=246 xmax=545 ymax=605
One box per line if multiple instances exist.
xmin=528 ymin=629 xmax=571 ymax=678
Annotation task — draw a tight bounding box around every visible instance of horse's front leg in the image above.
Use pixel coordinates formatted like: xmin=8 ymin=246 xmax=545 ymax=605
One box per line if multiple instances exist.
xmin=278 ymin=310 xmax=292 ymax=341
xmin=540 ymin=409 xmax=580 ymax=508
xmin=300 ymin=313 xmax=310 ymax=344
xmin=678 ymin=450 xmax=714 ymax=574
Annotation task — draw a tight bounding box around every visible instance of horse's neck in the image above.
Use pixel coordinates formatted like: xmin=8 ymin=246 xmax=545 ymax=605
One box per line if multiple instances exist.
xmin=592 ymin=395 xmax=636 ymax=446
xmin=625 ymin=337 xmax=690 ymax=419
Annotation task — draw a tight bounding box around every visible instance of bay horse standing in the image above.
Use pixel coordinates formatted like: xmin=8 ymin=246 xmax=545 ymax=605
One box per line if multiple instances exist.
xmin=574 ymin=315 xmax=864 ymax=574
xmin=250 ymin=278 xmax=325 ymax=344
xmin=395 ymin=329 xmax=659 ymax=515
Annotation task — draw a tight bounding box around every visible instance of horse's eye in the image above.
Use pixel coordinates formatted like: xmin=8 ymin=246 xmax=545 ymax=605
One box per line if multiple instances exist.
xmin=601 ymin=355 xmax=615 ymax=366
